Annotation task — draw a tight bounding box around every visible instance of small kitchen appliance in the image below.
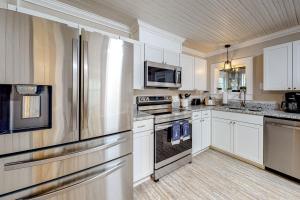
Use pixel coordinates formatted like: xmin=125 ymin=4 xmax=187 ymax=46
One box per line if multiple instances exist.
xmin=281 ymin=92 xmax=300 ymax=113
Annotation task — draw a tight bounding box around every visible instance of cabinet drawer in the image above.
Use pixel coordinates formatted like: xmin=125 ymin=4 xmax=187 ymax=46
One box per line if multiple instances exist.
xmin=134 ymin=119 xmax=153 ymax=132
xmin=202 ymin=110 xmax=211 ymax=118
xmin=192 ymin=111 xmax=201 ymax=120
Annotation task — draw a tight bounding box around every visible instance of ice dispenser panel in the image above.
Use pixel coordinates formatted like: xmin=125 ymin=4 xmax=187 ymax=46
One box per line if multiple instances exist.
xmin=0 ymin=85 xmax=52 ymax=134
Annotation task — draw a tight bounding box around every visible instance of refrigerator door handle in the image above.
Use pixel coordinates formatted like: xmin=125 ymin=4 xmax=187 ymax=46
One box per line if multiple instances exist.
xmin=4 ymin=137 xmax=128 ymax=171
xmin=19 ymin=161 xmax=125 ymax=200
xmin=82 ymin=40 xmax=89 ymax=130
xmin=72 ymin=38 xmax=79 ymax=133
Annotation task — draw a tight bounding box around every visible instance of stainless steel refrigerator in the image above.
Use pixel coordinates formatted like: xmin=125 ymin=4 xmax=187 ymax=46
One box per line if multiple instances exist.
xmin=0 ymin=8 xmax=133 ymax=200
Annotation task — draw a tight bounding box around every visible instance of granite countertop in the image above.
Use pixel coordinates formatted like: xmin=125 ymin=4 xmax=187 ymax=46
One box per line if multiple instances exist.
xmin=133 ymin=105 xmax=300 ymax=121
xmin=188 ymin=105 xmax=300 ymax=120
xmin=133 ymin=110 xmax=154 ymax=121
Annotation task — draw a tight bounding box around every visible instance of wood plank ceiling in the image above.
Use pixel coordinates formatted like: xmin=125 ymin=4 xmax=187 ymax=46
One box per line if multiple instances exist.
xmin=66 ymin=0 xmax=300 ymax=53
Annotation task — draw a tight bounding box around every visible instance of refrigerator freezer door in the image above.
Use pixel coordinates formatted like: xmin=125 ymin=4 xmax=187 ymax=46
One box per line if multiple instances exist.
xmin=0 ymin=9 xmax=80 ymax=155
xmin=0 ymin=131 xmax=132 ymax=196
xmin=81 ymin=30 xmax=133 ymax=139
xmin=1 ymin=154 xmax=133 ymax=200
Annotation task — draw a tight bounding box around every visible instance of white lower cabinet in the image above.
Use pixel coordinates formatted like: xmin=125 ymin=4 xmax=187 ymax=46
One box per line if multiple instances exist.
xmin=233 ymin=122 xmax=263 ymax=164
xmin=133 ymin=119 xmax=154 ymax=184
xmin=202 ymin=117 xmax=211 ymax=149
xmin=192 ymin=118 xmax=202 ymax=154
xmin=212 ymin=118 xmax=232 ymax=153
xmin=192 ymin=111 xmax=211 ymax=154
xmin=211 ymin=111 xmax=263 ymax=165
xmin=133 ymin=130 xmax=154 ymax=183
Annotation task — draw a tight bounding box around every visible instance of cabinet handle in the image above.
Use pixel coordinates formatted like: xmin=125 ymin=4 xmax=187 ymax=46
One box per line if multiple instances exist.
xmin=294 ymin=88 xmax=297 ymax=90
xmin=288 ymin=87 xmax=291 ymax=90
xmin=137 ymin=125 xmax=146 ymax=128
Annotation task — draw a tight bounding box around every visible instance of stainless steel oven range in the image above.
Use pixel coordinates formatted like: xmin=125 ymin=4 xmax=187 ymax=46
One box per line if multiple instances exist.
xmin=137 ymin=96 xmax=192 ymax=181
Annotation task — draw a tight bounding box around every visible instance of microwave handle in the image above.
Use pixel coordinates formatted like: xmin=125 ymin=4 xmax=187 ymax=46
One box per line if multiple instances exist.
xmin=175 ymin=69 xmax=181 ymax=84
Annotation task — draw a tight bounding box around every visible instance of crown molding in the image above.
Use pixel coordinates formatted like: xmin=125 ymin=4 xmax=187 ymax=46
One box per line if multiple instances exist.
xmin=136 ymin=19 xmax=186 ymax=43
xmin=205 ymin=25 xmax=300 ymax=58
xmin=22 ymin=0 xmax=130 ymax=34
xmin=182 ymin=46 xmax=206 ymax=58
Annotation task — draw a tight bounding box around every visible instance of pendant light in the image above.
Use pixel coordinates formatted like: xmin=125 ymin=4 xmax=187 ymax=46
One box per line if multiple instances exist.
xmin=224 ymin=44 xmax=232 ymax=71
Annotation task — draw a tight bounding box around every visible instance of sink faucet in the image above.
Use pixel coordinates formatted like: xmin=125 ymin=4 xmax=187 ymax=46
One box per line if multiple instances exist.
xmin=240 ymin=87 xmax=247 ymax=108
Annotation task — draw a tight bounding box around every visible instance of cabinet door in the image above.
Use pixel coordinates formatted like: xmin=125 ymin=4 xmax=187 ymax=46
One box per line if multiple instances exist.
xmin=293 ymin=40 xmax=300 ymax=90
xmin=133 ymin=130 xmax=154 ymax=182
xmin=212 ymin=118 xmax=232 ymax=153
xmin=145 ymin=44 xmax=164 ymax=63
xmin=233 ymin=122 xmax=263 ymax=164
xmin=202 ymin=117 xmax=211 ymax=149
xmin=194 ymin=57 xmax=207 ymax=91
xmin=133 ymin=42 xmax=145 ymax=89
xmin=180 ymin=54 xmax=194 ymax=90
xmin=192 ymin=119 xmax=202 ymax=154
xmin=164 ymin=49 xmax=180 ymax=66
xmin=263 ymin=42 xmax=292 ymax=90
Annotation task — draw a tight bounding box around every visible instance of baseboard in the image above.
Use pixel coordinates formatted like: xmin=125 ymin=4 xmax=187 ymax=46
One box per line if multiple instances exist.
xmin=210 ymin=146 xmax=265 ymax=169
xmin=192 ymin=147 xmax=210 ymax=157
xmin=133 ymin=176 xmax=151 ymax=187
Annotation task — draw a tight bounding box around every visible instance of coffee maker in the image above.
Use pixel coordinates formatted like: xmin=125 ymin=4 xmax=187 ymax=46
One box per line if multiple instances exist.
xmin=281 ymin=92 xmax=300 ymax=113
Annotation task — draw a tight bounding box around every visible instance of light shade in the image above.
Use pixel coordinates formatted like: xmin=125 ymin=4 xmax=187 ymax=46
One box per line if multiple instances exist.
xmin=224 ymin=60 xmax=231 ymax=70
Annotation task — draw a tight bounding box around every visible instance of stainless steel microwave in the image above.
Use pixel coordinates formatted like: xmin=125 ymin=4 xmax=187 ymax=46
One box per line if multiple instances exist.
xmin=144 ymin=61 xmax=182 ymax=88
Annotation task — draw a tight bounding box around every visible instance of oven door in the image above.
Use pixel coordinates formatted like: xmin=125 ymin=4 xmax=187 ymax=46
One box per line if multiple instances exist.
xmin=154 ymin=119 xmax=192 ymax=169
xmin=145 ymin=61 xmax=181 ymax=88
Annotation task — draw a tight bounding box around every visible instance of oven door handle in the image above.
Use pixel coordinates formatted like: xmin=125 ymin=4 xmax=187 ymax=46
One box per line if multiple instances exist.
xmin=155 ymin=120 xmax=192 ymax=131
xmin=155 ymin=123 xmax=173 ymax=131
xmin=18 ymin=161 xmax=125 ymax=200
xmin=4 ymin=137 xmax=128 ymax=171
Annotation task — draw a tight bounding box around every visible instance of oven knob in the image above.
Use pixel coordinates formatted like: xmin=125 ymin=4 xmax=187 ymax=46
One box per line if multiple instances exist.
xmin=140 ymin=97 xmax=145 ymax=102
xmin=167 ymin=96 xmax=172 ymax=101
xmin=146 ymin=97 xmax=149 ymax=101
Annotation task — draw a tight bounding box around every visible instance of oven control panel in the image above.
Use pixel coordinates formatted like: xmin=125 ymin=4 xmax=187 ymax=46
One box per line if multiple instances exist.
xmin=137 ymin=96 xmax=172 ymax=104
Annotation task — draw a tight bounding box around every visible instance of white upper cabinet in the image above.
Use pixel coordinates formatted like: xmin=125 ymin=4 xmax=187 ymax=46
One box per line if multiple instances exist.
xmin=264 ymin=42 xmax=293 ymax=90
xmin=293 ymin=40 xmax=300 ymax=90
xmin=194 ymin=57 xmax=207 ymax=91
xmin=120 ymin=36 xmax=145 ymax=90
xmin=144 ymin=44 xmax=164 ymax=63
xmin=180 ymin=54 xmax=195 ymax=90
xmin=133 ymin=42 xmax=145 ymax=90
xmin=144 ymin=44 xmax=180 ymax=66
xmin=164 ymin=49 xmax=180 ymax=66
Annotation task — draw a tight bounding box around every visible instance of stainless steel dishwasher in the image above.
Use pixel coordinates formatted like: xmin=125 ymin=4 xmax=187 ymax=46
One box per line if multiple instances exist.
xmin=264 ymin=117 xmax=300 ymax=179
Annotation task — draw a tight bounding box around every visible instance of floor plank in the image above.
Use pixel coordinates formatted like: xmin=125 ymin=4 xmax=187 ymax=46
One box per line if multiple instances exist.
xmin=134 ymin=150 xmax=300 ymax=200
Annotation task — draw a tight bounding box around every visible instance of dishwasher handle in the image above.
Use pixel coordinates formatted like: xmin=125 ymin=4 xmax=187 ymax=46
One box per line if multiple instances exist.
xmin=265 ymin=122 xmax=300 ymax=131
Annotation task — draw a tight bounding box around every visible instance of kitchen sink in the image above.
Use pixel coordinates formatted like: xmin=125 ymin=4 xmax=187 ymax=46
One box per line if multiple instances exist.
xmin=225 ymin=106 xmax=262 ymax=112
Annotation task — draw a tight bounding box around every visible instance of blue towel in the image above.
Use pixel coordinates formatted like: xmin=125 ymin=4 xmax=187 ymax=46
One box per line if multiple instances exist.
xmin=181 ymin=120 xmax=190 ymax=141
xmin=171 ymin=121 xmax=181 ymax=145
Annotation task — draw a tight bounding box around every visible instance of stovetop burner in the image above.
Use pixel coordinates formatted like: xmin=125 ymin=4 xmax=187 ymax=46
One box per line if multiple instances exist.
xmin=137 ymin=95 xmax=192 ymax=124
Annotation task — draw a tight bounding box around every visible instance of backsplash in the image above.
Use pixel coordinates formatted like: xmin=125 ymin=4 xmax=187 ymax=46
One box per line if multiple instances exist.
xmin=227 ymin=100 xmax=279 ymax=110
